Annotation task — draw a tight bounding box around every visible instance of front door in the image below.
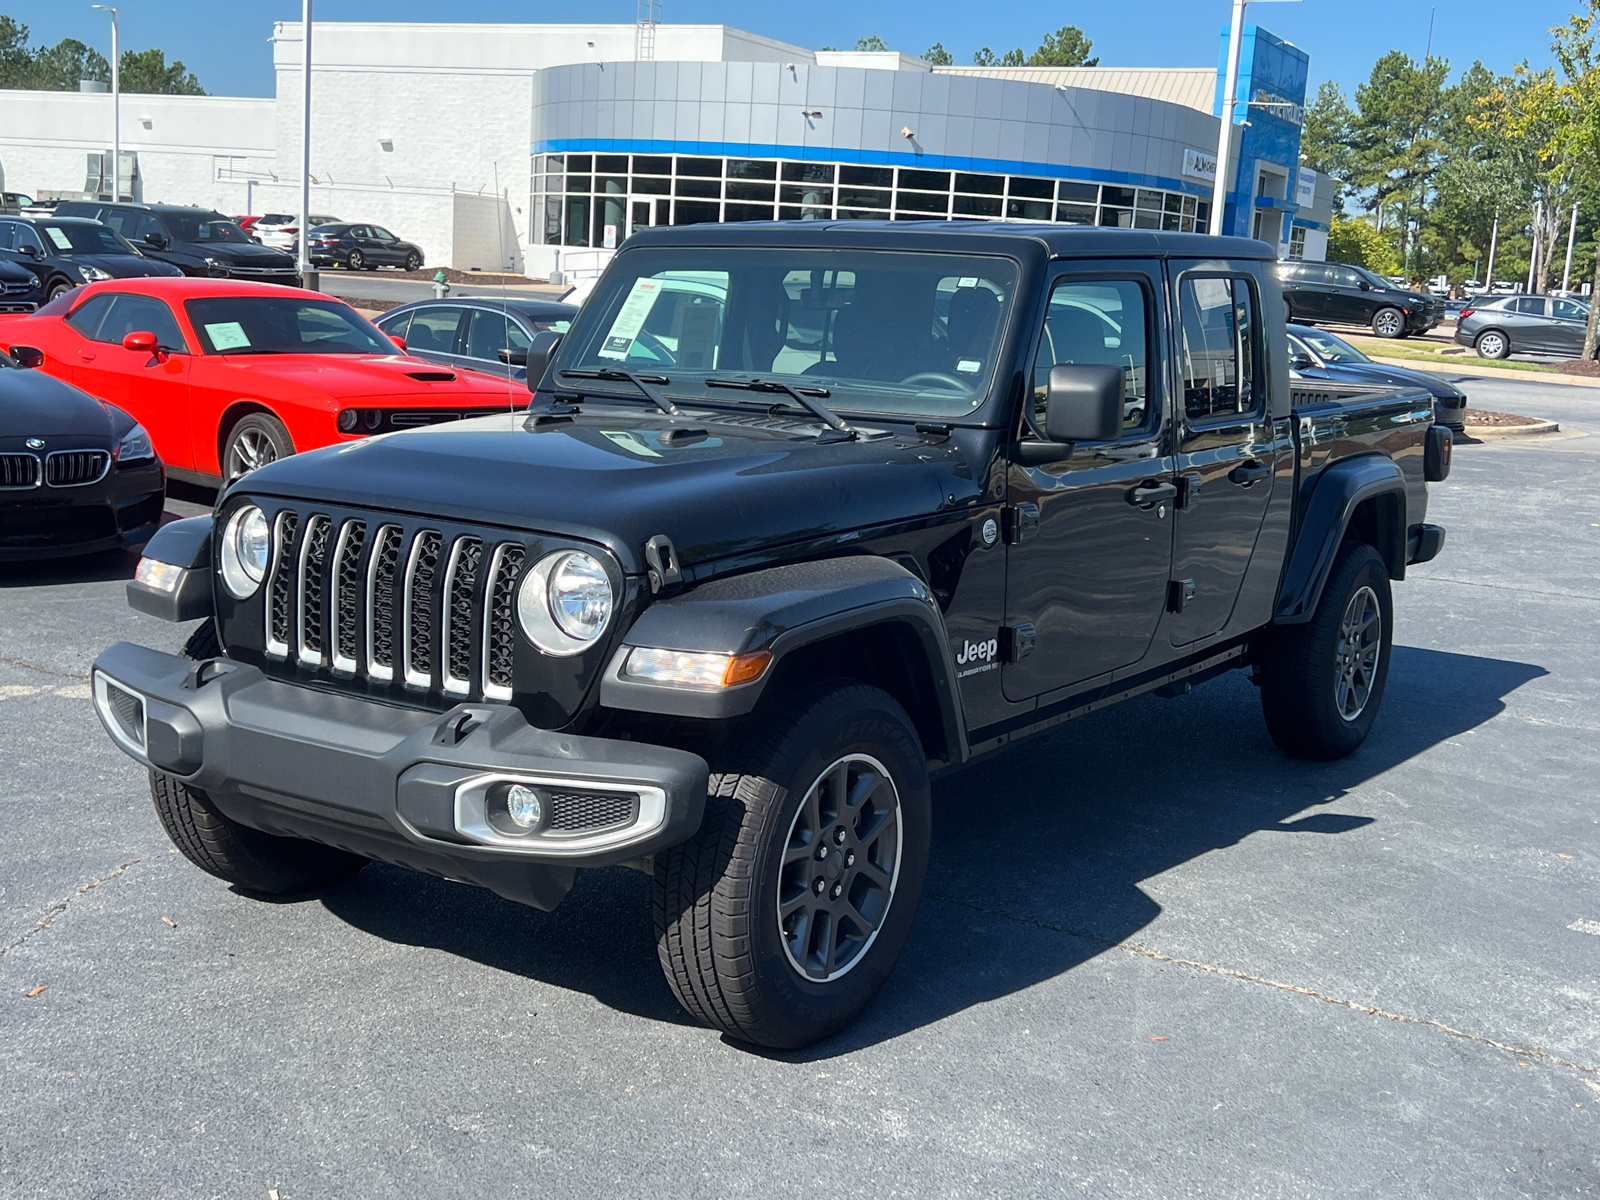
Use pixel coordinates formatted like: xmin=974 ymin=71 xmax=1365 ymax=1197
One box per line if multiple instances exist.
xmin=1003 ymin=265 xmax=1175 ymax=700
xmin=70 ymin=293 xmax=194 ymax=469
xmin=1168 ymin=265 xmax=1279 ymax=644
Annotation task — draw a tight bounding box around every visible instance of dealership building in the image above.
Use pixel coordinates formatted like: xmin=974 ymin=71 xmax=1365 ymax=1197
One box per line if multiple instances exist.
xmin=0 ymin=19 xmax=1333 ymax=279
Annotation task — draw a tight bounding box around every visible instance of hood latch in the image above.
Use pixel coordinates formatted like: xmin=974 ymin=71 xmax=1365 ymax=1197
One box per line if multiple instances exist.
xmin=644 ymin=534 xmax=682 ymax=594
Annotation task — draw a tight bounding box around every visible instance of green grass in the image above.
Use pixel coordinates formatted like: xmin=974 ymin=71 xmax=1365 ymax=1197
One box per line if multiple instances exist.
xmin=1341 ymin=336 xmax=1562 ymax=375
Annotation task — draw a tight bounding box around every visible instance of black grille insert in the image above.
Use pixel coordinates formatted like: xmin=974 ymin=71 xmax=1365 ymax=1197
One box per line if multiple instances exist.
xmin=0 ymin=453 xmax=40 ymax=488
xmin=547 ymin=790 xmax=639 ymax=834
xmin=45 ymin=450 xmax=110 ymax=486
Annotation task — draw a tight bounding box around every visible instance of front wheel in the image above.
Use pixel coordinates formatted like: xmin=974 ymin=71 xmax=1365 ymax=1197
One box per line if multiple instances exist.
xmin=1259 ymin=541 xmax=1394 ymax=760
xmin=404 ymin=251 xmax=421 ymax=272
xmin=46 ymin=279 xmax=76 ymax=302
xmin=1476 ymin=329 xmax=1511 ymax=359
xmin=653 ymin=679 xmax=931 ymax=1049
xmin=222 ymin=412 xmax=293 ymax=482
xmin=347 ymin=249 xmax=365 ymax=271
xmin=1371 ymin=307 xmax=1407 ymax=339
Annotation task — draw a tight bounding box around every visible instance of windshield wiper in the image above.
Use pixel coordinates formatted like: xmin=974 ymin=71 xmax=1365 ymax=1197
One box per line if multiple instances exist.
xmin=558 ymin=367 xmax=680 ymax=416
xmin=705 ymin=377 xmax=854 ymax=439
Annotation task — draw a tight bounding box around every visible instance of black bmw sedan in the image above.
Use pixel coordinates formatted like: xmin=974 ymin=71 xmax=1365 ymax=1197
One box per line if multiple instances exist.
xmin=1288 ymin=323 xmax=1467 ymax=432
xmin=0 ymin=215 xmax=183 ymax=302
xmin=0 ymin=346 xmax=165 ymax=559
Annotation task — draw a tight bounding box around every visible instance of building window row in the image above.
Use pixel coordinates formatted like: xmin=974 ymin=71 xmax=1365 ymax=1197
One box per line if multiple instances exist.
xmin=532 ymin=153 xmax=1210 ymax=248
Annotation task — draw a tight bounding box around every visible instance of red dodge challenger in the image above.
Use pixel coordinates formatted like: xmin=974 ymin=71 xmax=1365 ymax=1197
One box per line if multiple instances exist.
xmin=0 ymin=278 xmax=530 ymax=485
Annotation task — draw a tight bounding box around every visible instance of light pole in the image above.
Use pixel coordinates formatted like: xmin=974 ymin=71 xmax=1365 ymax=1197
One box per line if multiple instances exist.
xmin=1209 ymin=0 xmax=1300 ymax=237
xmin=1563 ymin=202 xmax=1579 ymax=293
xmin=1485 ymin=212 xmax=1499 ymax=288
xmin=91 ymin=5 xmax=118 ymax=200
xmin=298 ymin=0 xmax=315 ymax=291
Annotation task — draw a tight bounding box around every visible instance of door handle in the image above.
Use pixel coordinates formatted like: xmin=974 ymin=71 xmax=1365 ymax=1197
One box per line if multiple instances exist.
xmin=1128 ymin=481 xmax=1178 ymax=508
xmin=1229 ymin=461 xmax=1272 ymax=487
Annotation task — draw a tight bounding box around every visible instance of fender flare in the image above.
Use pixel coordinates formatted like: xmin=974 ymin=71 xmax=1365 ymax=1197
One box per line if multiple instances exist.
xmin=126 ymin=515 xmax=214 ymax=622
xmin=600 ymin=555 xmax=969 ymax=762
xmin=1274 ymin=454 xmax=1407 ymax=624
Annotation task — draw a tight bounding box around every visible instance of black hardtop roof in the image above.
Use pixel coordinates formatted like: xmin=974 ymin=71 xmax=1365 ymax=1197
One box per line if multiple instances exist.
xmin=624 ymin=220 xmax=1275 ymax=261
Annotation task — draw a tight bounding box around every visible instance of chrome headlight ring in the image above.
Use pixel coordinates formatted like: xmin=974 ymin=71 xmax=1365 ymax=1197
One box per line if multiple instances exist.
xmin=218 ymin=504 xmax=272 ymax=600
xmin=516 ymin=550 xmax=614 ymax=657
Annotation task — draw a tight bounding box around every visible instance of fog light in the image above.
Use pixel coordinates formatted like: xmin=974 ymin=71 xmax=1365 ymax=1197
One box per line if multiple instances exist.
xmin=506 ymin=784 xmax=543 ymax=829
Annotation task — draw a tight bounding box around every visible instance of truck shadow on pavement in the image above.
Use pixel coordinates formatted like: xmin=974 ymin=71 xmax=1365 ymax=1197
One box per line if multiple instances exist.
xmin=312 ymin=644 xmax=1545 ymax=1054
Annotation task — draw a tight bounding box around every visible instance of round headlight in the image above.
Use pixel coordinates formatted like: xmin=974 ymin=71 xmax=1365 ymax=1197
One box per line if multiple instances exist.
xmin=219 ymin=504 xmax=272 ymax=599
xmin=515 ymin=550 xmax=613 ymax=656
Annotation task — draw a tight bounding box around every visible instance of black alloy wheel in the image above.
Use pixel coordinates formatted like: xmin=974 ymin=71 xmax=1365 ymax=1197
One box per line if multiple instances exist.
xmin=222 ymin=413 xmax=294 ymax=482
xmin=347 ymin=249 xmax=365 ymax=271
xmin=404 ymin=251 xmax=421 ymax=272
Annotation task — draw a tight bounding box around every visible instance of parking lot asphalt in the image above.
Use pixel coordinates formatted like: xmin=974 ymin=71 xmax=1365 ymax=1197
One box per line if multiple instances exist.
xmin=2 ymin=374 xmax=1597 ymax=1198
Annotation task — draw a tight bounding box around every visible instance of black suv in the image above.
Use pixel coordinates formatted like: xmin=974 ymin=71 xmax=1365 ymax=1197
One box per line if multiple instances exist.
xmin=54 ymin=202 xmax=300 ymax=286
xmin=0 ymin=215 xmax=182 ymax=301
xmin=1278 ymin=260 xmax=1444 ymax=338
xmin=92 ymin=224 xmax=1450 ymax=1050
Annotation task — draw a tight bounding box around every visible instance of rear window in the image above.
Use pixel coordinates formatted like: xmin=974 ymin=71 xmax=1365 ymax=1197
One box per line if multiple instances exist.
xmin=183 ymin=296 xmax=394 ymax=355
xmin=160 ymin=211 xmax=249 ymax=244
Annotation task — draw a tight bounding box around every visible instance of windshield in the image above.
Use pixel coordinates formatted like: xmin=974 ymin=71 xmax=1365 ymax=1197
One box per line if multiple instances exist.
xmin=1296 ymin=328 xmax=1370 ymax=364
xmin=558 ymin=248 xmax=1020 ymax=418
xmin=163 ymin=212 xmax=250 ymax=244
xmin=36 ymin=222 xmax=140 ymax=256
xmin=184 ymin=296 xmax=396 ymax=355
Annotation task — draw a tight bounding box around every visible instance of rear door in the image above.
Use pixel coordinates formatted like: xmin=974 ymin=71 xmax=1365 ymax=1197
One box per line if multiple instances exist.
xmin=1287 ymin=262 xmax=1331 ymax=321
xmin=69 ymin=293 xmax=194 ymax=468
xmin=394 ymin=304 xmax=466 ymax=365
xmin=462 ymin=307 xmax=534 ymax=380
xmin=1002 ymin=261 xmax=1175 ymax=699
xmin=1167 ymin=263 xmax=1280 ymax=645
xmin=1507 ymin=296 xmax=1553 ymax=352
xmin=1550 ymin=298 xmax=1589 ymax=355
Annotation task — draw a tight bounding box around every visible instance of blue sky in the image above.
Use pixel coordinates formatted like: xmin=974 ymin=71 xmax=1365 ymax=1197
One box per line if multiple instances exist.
xmin=5 ymin=0 xmax=1583 ymax=99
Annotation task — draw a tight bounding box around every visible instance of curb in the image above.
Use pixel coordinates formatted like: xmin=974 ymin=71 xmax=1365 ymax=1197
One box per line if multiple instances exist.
xmin=1368 ymin=356 xmax=1600 ymax=389
xmin=1463 ymin=419 xmax=1562 ymax=439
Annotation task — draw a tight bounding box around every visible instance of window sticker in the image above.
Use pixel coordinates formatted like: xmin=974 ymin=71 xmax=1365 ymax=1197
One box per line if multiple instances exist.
xmin=45 ymin=227 xmax=72 ymax=251
xmin=597 ymin=278 xmax=663 ymax=360
xmin=956 ymin=358 xmax=982 ymax=373
xmin=205 ymin=321 xmax=252 ymax=351
xmin=598 ymin=430 xmax=662 ymax=458
xmin=957 ymin=276 xmax=979 ymax=288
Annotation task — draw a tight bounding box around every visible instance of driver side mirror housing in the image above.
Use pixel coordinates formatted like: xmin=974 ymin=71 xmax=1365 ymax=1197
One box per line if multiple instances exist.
xmin=388 ymin=334 xmax=407 ymax=353
xmin=1043 ymin=363 xmax=1124 ymax=444
xmin=1289 ymin=351 xmax=1314 ymax=370
xmin=17 ymin=243 xmax=39 ymax=259
xmin=524 ymin=330 xmax=562 ymax=391
xmin=497 ymin=347 xmax=529 ymax=366
xmin=8 ymin=345 xmax=44 ymax=368
xmin=122 ymin=330 xmax=163 ymax=359
xmin=143 ymin=231 xmax=169 ymax=250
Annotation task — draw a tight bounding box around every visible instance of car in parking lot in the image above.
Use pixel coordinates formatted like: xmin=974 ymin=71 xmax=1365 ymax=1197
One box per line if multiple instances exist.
xmin=1288 ymin=324 xmax=1466 ymax=431
xmin=1278 ymin=260 xmax=1445 ymax=338
xmin=53 ymin=201 xmax=300 ymax=287
xmin=251 ymin=212 xmax=341 ymax=252
xmin=306 ymin=223 xmax=423 ymax=272
xmin=0 ymin=257 xmax=44 ymax=313
xmin=0 ymin=341 xmax=164 ymax=559
xmin=0 ymin=278 xmax=528 ymax=485
xmin=0 ymin=215 xmax=183 ymax=301
xmin=1454 ymin=293 xmax=1591 ymax=359
xmin=374 ymin=297 xmax=577 ymax=380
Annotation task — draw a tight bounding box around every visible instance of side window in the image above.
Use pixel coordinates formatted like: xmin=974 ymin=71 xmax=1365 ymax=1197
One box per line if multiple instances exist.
xmin=466 ymin=309 xmax=532 ymax=361
xmin=1553 ymin=299 xmax=1588 ymax=321
xmin=99 ymin=208 xmax=136 ymax=238
xmin=65 ymin=294 xmax=116 ymax=339
xmin=401 ymin=306 xmax=464 ymax=353
xmin=1326 ymin=266 xmax=1361 ymax=288
xmin=95 ymin=295 xmax=190 ymax=352
xmin=1510 ymin=296 xmax=1548 ymax=316
xmin=374 ymin=311 xmax=411 ymax=339
xmin=0 ymin=221 xmax=13 ymax=250
xmin=1177 ymin=276 xmax=1260 ymax=423
xmin=14 ymin=225 xmax=44 ymax=255
xmin=1031 ymin=279 xmax=1151 ymax=434
xmin=371 ymin=227 xmax=396 ymax=242
xmin=1299 ymin=263 xmax=1333 ymax=285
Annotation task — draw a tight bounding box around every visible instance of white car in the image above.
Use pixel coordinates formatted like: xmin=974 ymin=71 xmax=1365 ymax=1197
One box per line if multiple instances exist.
xmin=252 ymin=212 xmax=340 ymax=251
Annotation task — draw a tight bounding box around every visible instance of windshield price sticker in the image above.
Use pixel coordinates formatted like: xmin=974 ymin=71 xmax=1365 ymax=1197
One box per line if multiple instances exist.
xmin=957 ymin=276 xmax=979 ymax=288
xmin=956 ymin=358 xmax=982 ymax=374
xmin=205 ymin=321 xmax=252 ymax=351
xmin=45 ymin=227 xmax=72 ymax=251
xmin=597 ymin=278 xmax=663 ymax=360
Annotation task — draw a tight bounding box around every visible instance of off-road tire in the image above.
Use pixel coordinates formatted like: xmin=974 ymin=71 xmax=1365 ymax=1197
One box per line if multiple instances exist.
xmin=653 ymin=679 xmax=931 ymax=1049
xmin=1259 ymin=541 xmax=1393 ymax=760
xmin=147 ymin=621 xmax=367 ymax=893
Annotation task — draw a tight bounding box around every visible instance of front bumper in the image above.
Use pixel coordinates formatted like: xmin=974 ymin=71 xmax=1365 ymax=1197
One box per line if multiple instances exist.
xmin=0 ymin=460 xmax=163 ymax=561
xmin=90 ymin=642 xmax=709 ymax=910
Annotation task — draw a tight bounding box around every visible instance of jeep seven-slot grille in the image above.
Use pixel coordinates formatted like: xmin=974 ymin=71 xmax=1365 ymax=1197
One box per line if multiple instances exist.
xmin=263 ymin=510 xmax=531 ymax=702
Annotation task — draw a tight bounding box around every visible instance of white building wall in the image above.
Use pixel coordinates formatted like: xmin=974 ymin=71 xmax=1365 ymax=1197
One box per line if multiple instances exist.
xmin=0 ymin=89 xmax=274 ymax=212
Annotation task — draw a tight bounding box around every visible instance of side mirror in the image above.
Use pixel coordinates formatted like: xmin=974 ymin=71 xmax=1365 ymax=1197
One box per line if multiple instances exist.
xmin=1042 ymin=363 xmax=1124 ymax=444
xmin=122 ymin=330 xmax=159 ymax=354
xmin=497 ymin=347 xmax=529 ymax=366
xmin=389 ymin=334 xmax=407 ymax=353
xmin=17 ymin=243 xmax=39 ymax=258
xmin=8 ymin=345 xmax=43 ymax=368
xmin=524 ymin=330 xmax=562 ymax=391
xmin=143 ymin=232 xmax=168 ymax=250
xmin=1289 ymin=351 xmax=1314 ymax=370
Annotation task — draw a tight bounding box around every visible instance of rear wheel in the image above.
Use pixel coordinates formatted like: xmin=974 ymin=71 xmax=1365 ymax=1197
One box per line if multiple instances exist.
xmin=1259 ymin=541 xmax=1393 ymax=760
xmin=653 ymin=680 xmax=930 ymax=1049
xmin=1371 ymin=307 xmax=1407 ymax=338
xmin=404 ymin=251 xmax=421 ymax=272
xmin=347 ymin=249 xmax=365 ymax=271
xmin=1476 ymin=329 xmax=1511 ymax=359
xmin=222 ymin=413 xmax=293 ymax=482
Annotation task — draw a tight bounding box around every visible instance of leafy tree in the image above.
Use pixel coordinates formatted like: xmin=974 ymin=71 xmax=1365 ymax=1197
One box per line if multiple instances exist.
xmin=1028 ymin=25 xmax=1097 ymax=67
xmin=1349 ymin=51 xmax=1451 ymax=272
xmin=973 ymin=46 xmax=1025 ymax=67
xmin=1327 ymin=216 xmax=1397 ymax=271
xmin=29 ymin=38 xmax=108 ymax=90
xmin=0 ymin=15 xmax=32 ymax=87
xmin=853 ymin=35 xmax=889 ymax=53
xmin=1300 ymin=81 xmax=1356 ymax=209
xmin=118 ymin=47 xmax=204 ymax=94
xmin=922 ymin=42 xmax=953 ymax=66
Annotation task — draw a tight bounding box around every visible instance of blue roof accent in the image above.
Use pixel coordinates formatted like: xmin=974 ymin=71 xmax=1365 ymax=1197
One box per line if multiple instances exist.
xmin=530 ymin=138 xmax=1214 ymax=198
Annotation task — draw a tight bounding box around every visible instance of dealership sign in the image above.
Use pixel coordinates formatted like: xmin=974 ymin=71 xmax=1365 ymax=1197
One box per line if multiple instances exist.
xmin=1182 ymin=149 xmax=1217 ymax=183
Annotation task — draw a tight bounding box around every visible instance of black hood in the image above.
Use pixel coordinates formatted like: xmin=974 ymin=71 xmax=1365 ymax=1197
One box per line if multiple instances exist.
xmin=0 ymin=259 xmax=34 ymax=284
xmin=1303 ymin=359 xmax=1462 ymax=400
xmin=0 ymin=364 xmax=126 ymax=450
xmin=171 ymin=241 xmax=294 ymax=266
xmin=240 ymin=407 xmax=975 ymax=575
xmin=75 ymin=253 xmax=183 ymax=279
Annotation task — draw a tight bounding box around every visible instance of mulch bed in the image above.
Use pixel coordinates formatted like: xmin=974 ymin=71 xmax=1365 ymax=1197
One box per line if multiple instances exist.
xmin=338 ymin=297 xmax=403 ymax=314
xmin=1464 ymin=409 xmax=1544 ymax=427
xmin=1556 ymin=358 xmax=1600 ymax=377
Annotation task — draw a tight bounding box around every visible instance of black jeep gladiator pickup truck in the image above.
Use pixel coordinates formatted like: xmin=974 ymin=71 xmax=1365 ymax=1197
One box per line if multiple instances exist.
xmin=93 ymin=224 xmax=1451 ymax=1049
